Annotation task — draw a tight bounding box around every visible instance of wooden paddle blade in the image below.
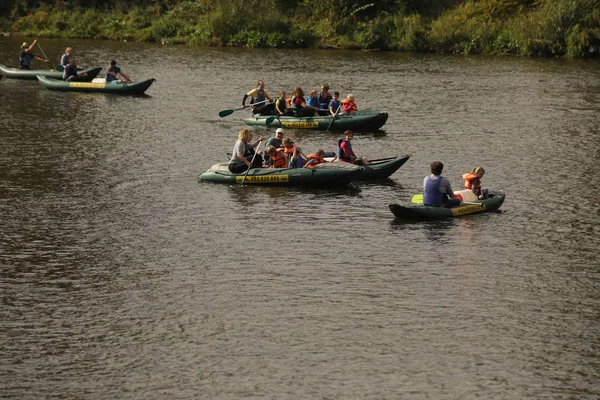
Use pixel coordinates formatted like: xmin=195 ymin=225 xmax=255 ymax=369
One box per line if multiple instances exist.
xmin=218 ymin=109 xmax=235 ymax=118
xmin=411 ymin=194 xmax=424 ymax=204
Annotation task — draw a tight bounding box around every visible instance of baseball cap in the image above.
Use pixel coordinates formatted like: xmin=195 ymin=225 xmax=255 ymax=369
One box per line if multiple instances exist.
xmin=275 ymin=128 xmax=284 ymax=134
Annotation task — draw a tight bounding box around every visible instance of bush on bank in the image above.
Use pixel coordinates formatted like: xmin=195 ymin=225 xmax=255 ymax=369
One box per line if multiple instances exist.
xmin=1 ymin=0 xmax=598 ymax=57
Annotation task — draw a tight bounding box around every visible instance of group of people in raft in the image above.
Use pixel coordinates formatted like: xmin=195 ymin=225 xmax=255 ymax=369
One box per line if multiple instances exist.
xmin=18 ymin=39 xmax=132 ymax=83
xmin=242 ymin=80 xmax=358 ymax=118
xmin=229 ymin=127 xmax=488 ymax=208
xmin=228 ymin=128 xmax=367 ymax=173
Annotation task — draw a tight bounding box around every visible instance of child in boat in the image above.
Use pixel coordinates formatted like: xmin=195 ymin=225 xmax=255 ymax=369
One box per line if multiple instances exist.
xmin=275 ymin=90 xmax=288 ymax=115
xmin=304 ymin=149 xmax=336 ymax=168
xmin=462 ymin=167 xmax=488 ymax=199
xmin=329 ymin=92 xmax=341 ymax=117
xmin=341 ymin=94 xmax=358 ymax=114
xmin=338 ymin=130 xmax=367 ymax=166
xmin=307 ymin=90 xmax=320 ymax=109
xmin=279 ymin=138 xmax=306 ymax=168
xmin=265 ymin=145 xmax=288 ymax=168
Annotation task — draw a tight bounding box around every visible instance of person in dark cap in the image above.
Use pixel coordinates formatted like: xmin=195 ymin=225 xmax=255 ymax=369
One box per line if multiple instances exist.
xmin=106 ymin=60 xmax=132 ymax=84
xmin=19 ymin=40 xmax=49 ymax=70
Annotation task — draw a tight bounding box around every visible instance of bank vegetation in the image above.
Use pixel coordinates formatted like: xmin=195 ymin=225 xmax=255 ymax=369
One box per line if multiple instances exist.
xmin=1 ymin=0 xmax=598 ymax=57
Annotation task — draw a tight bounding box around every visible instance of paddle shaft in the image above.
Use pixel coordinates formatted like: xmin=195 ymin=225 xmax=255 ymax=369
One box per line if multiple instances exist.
xmin=240 ymin=140 xmax=262 ymax=185
xmin=326 ymin=103 xmax=342 ymax=131
xmin=36 ymin=43 xmax=53 ymax=69
xmin=219 ymin=99 xmax=269 ymax=118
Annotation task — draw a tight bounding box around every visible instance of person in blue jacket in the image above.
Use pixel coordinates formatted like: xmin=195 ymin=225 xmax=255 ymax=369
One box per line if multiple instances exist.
xmin=423 ymin=161 xmax=461 ymax=208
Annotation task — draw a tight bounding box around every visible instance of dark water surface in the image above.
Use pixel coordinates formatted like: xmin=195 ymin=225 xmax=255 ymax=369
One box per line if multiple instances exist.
xmin=1 ymin=37 xmax=599 ymax=399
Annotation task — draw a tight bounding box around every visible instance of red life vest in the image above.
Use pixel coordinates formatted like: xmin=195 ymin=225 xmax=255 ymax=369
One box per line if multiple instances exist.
xmin=270 ymin=151 xmax=287 ymax=168
xmin=462 ymin=172 xmax=481 ymax=192
xmin=341 ymin=99 xmax=357 ymax=113
xmin=305 ymin=154 xmax=324 ymax=168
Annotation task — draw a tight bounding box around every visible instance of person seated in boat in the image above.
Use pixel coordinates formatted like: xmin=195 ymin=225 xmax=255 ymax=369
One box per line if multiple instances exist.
xmin=307 ymin=90 xmax=320 ymax=109
xmin=341 ymin=94 xmax=358 ymax=114
xmin=329 ymin=92 xmax=341 ymax=118
xmin=264 ymin=128 xmax=285 ymax=165
xmin=291 ymin=87 xmax=319 ymax=117
xmin=275 ymin=91 xmax=288 ymax=116
xmin=107 ymin=60 xmax=132 ymax=84
xmin=64 ymin=58 xmax=88 ymax=82
xmin=338 ymin=130 xmax=368 ymax=166
xmin=265 ymin=145 xmax=288 ymax=168
xmin=60 ymin=47 xmax=73 ymax=73
xmin=462 ymin=166 xmax=488 ymax=199
xmin=423 ymin=161 xmax=461 ymax=208
xmin=242 ymin=80 xmax=274 ymax=115
xmin=318 ymin=84 xmax=332 ymax=110
xmin=228 ymin=128 xmax=265 ymax=173
xmin=279 ymin=138 xmax=306 ymax=168
xmin=304 ymin=149 xmax=336 ymax=168
xmin=18 ymin=40 xmax=49 ymax=70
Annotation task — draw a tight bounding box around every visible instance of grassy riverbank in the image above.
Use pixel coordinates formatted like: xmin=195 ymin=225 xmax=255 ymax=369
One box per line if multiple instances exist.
xmin=1 ymin=0 xmax=598 ymax=57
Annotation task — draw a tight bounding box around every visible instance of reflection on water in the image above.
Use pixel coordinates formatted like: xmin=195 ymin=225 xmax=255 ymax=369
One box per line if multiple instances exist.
xmin=1 ymin=37 xmax=599 ymax=399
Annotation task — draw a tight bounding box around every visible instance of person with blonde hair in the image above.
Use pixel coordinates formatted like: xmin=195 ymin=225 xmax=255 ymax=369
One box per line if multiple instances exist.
xmin=341 ymin=94 xmax=358 ymax=113
xmin=228 ymin=129 xmax=265 ymax=173
xmin=60 ymin=47 xmax=73 ymax=71
xmin=462 ymin=167 xmax=488 ymax=199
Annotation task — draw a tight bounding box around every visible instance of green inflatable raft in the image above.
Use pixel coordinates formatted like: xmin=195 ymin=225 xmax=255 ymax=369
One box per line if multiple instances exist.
xmin=0 ymin=65 xmax=102 ymax=81
xmin=199 ymin=162 xmax=362 ymax=187
xmin=36 ymin=76 xmax=155 ymax=95
xmin=243 ymin=109 xmax=388 ymax=131
xmin=389 ymin=191 xmax=506 ymax=220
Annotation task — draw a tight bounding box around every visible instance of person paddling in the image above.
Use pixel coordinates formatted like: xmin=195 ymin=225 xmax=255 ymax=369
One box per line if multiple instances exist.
xmin=242 ymin=80 xmax=274 ymax=115
xmin=18 ymin=40 xmax=49 ymax=70
xmin=106 ymin=60 xmax=132 ymax=84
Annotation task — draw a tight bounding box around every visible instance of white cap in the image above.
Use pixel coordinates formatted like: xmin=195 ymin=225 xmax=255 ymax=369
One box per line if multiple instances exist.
xmin=275 ymin=128 xmax=284 ymax=134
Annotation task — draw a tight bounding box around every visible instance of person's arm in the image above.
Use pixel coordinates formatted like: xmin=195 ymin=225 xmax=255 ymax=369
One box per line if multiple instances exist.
xmin=120 ymin=70 xmax=132 ymax=82
xmin=265 ymin=90 xmax=273 ymax=102
xmin=26 ymin=40 xmax=37 ymax=53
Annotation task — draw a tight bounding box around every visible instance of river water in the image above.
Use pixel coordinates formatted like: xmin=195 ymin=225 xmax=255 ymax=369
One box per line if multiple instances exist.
xmin=1 ymin=37 xmax=599 ymax=399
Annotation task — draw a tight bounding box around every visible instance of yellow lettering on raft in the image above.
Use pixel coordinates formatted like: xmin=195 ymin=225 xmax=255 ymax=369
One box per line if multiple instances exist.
xmin=69 ymin=82 xmax=106 ymax=89
xmin=235 ymin=175 xmax=290 ymax=183
xmin=451 ymin=203 xmax=486 ymax=216
xmin=281 ymin=121 xmax=319 ymax=129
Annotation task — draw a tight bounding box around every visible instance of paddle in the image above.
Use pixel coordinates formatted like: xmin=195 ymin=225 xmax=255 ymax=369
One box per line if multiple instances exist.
xmin=240 ymin=139 xmax=263 ymax=185
xmin=326 ymin=103 xmax=342 ymax=131
xmin=411 ymin=194 xmax=482 ymax=206
xmin=265 ymin=116 xmax=276 ymax=125
xmin=219 ymin=99 xmax=269 ymax=118
xmin=36 ymin=42 xmax=54 ymax=71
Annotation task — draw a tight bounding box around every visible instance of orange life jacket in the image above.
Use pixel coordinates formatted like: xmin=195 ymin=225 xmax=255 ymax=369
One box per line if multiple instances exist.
xmin=305 ymin=154 xmax=324 ymax=168
xmin=283 ymin=145 xmax=295 ymax=157
xmin=270 ymin=151 xmax=287 ymax=168
xmin=462 ymin=172 xmax=481 ymax=191
xmin=341 ymin=99 xmax=357 ymax=113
